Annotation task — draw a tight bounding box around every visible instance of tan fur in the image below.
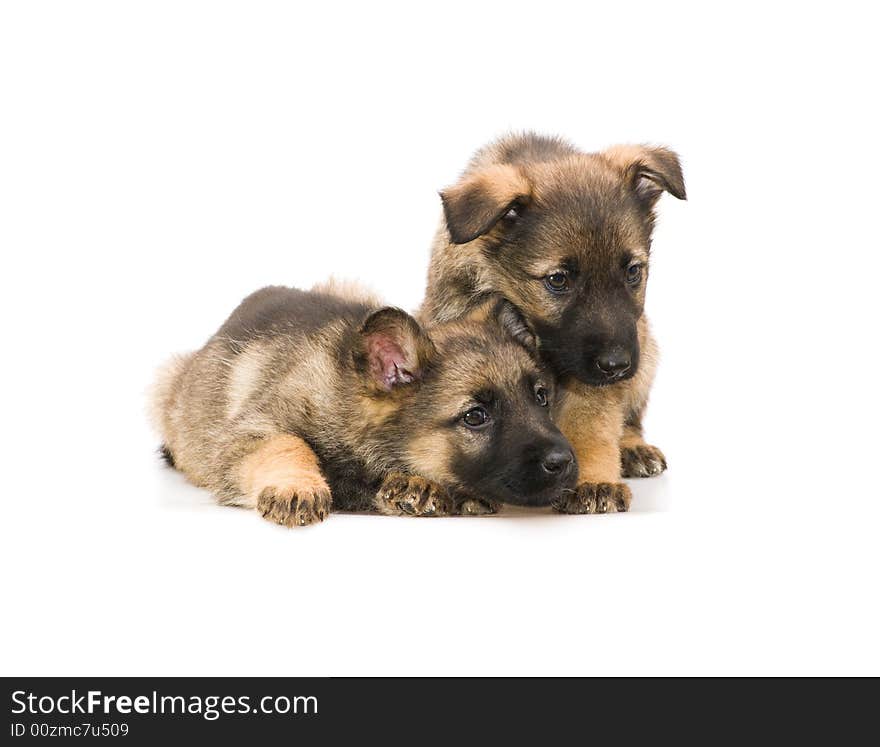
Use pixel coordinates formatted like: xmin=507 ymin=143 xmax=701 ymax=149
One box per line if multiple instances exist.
xmin=405 ymin=433 xmax=455 ymax=484
xmin=148 ymin=353 xmax=192 ymax=440
xmin=558 ymin=315 xmax=658 ymax=483
xmin=557 ymin=383 xmax=625 ymax=483
xmin=443 ymin=163 xmax=531 ymax=215
xmin=600 ymin=144 xmax=657 ymax=171
xmin=239 ymin=434 xmax=329 ymax=508
xmin=620 ymin=425 xmax=643 ymax=451
xmin=225 ymin=342 xmax=271 ymax=420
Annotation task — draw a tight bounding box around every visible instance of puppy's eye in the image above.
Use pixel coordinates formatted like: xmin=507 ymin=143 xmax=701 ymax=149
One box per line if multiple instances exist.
xmin=462 ymin=407 xmax=490 ymax=428
xmin=626 ymin=263 xmax=643 ymax=285
xmin=503 ymin=205 xmax=520 ymax=221
xmin=544 ymin=271 xmax=570 ymax=294
xmin=535 ymin=386 xmax=549 ymax=407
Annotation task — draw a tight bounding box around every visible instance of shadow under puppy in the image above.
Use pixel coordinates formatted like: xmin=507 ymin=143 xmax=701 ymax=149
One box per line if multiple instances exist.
xmin=151 ymin=283 xmax=576 ymax=527
xmin=422 ymin=132 xmax=686 ymax=513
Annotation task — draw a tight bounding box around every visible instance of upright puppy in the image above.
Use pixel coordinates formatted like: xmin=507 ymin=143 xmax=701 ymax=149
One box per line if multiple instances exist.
xmin=151 ymin=283 xmax=576 ymax=526
xmin=421 ymin=133 xmax=686 ymax=513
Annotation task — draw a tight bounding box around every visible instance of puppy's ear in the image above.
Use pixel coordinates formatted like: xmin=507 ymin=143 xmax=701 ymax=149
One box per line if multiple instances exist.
xmin=602 ymin=144 xmax=686 ymax=206
xmin=355 ymin=308 xmax=436 ymax=392
xmin=440 ymin=164 xmax=531 ymax=244
xmin=491 ymin=299 xmax=539 ymax=357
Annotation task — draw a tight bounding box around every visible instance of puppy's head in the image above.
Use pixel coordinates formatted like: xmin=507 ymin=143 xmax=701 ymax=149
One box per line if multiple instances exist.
xmin=439 ymin=142 xmax=685 ymax=385
xmin=354 ymin=302 xmax=576 ymax=505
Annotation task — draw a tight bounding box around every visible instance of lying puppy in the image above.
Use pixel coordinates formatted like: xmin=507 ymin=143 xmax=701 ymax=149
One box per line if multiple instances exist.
xmin=422 ymin=133 xmax=686 ymax=513
xmin=151 ymin=283 xmax=577 ymax=526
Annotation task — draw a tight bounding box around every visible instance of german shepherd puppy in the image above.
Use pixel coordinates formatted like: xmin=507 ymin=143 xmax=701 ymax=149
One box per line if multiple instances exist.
xmin=421 ymin=133 xmax=686 ymax=513
xmin=151 ymin=282 xmax=576 ymax=526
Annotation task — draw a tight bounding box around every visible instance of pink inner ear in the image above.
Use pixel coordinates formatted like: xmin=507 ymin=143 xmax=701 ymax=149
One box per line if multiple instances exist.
xmin=367 ymin=334 xmax=416 ymax=391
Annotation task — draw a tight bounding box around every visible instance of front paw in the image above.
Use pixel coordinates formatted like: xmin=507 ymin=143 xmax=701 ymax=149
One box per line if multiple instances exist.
xmin=257 ymin=484 xmax=332 ymax=527
xmin=621 ymin=443 xmax=667 ymax=478
xmin=374 ymin=473 xmax=454 ymax=517
xmin=552 ymin=482 xmax=632 ymax=514
xmin=453 ymin=494 xmax=501 ymax=516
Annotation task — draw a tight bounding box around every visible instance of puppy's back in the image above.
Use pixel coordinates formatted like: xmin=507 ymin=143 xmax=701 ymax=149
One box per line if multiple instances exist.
xmin=215 ymin=285 xmax=373 ymax=347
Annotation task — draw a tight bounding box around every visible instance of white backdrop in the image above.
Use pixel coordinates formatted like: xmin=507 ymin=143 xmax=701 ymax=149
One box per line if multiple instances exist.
xmin=1 ymin=1 xmax=877 ymax=675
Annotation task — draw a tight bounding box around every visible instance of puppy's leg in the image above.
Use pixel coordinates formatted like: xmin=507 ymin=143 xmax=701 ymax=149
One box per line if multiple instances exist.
xmin=238 ymin=434 xmax=332 ymax=527
xmin=620 ymin=408 xmax=667 ymax=478
xmin=619 ymin=320 xmax=666 ymax=478
xmin=374 ymin=473 xmax=460 ymax=517
xmin=554 ymin=386 xmax=631 ymax=514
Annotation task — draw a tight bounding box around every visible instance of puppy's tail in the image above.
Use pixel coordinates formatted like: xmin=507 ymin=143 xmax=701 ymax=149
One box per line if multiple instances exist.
xmin=147 ymin=353 xmax=193 ymax=468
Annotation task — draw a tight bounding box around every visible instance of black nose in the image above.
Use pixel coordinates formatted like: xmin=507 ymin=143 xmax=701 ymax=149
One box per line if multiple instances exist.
xmin=541 ymin=447 xmax=574 ymax=475
xmin=596 ymin=350 xmax=631 ymax=378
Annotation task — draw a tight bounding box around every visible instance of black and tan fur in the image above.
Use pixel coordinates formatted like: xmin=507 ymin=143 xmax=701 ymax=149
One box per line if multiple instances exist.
xmin=151 ymin=281 xmax=577 ymax=527
xmin=421 ymin=133 xmax=686 ymax=513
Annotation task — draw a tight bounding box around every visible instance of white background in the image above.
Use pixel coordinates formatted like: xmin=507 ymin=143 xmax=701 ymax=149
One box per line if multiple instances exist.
xmin=1 ymin=1 xmax=878 ymax=676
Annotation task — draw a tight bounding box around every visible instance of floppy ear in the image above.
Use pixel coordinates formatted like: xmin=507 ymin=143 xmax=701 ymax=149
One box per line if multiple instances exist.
xmin=491 ymin=299 xmax=539 ymax=357
xmin=355 ymin=308 xmax=436 ymax=392
xmin=602 ymin=144 xmax=687 ymax=206
xmin=440 ymin=164 xmax=531 ymax=244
